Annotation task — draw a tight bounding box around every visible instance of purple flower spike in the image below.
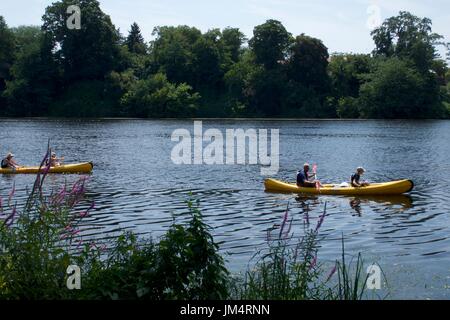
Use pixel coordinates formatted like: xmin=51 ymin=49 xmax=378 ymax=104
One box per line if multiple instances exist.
xmin=5 ymin=205 xmax=17 ymax=227
xmin=76 ymin=239 xmax=84 ymax=249
xmin=79 ymin=211 xmax=88 ymax=218
xmin=326 ymin=264 xmax=337 ymax=282
xmin=309 ymin=255 xmax=317 ymax=270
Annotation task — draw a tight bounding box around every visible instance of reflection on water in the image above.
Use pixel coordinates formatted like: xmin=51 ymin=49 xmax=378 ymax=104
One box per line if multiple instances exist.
xmin=0 ymin=119 xmax=449 ymax=299
xmin=293 ymin=193 xmax=413 ymax=216
xmin=349 ymin=195 xmax=414 ymax=216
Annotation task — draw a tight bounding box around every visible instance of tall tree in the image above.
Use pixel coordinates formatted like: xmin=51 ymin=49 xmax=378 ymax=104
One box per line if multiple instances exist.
xmin=221 ymin=27 xmax=246 ymax=63
xmin=249 ymin=20 xmax=291 ymax=69
xmin=150 ymin=26 xmax=202 ymax=84
xmin=359 ymin=58 xmax=442 ymax=118
xmin=0 ymin=16 xmax=15 ymax=111
xmin=126 ymin=22 xmax=147 ymax=55
xmin=328 ymin=53 xmax=372 ymax=98
xmin=371 ymin=11 xmax=443 ymax=72
xmin=3 ymin=27 xmax=61 ymax=116
xmin=42 ymin=0 xmax=121 ymax=82
xmin=287 ymin=34 xmax=330 ymax=93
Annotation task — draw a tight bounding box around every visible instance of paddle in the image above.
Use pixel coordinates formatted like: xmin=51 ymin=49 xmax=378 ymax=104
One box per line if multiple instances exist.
xmin=312 ymin=163 xmax=320 ymax=190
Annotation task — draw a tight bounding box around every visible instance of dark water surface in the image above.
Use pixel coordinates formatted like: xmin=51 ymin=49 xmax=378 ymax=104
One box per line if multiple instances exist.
xmin=1 ymin=119 xmax=449 ymax=299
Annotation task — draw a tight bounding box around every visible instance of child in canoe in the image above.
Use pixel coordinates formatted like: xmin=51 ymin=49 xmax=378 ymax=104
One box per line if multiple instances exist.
xmin=47 ymin=152 xmax=64 ymax=167
xmin=351 ymin=167 xmax=370 ymax=187
xmin=1 ymin=152 xmax=20 ymax=169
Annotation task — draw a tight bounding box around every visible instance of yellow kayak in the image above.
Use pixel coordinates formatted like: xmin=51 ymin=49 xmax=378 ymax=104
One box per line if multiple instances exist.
xmin=264 ymin=178 xmax=414 ymax=195
xmin=0 ymin=162 xmax=93 ymax=174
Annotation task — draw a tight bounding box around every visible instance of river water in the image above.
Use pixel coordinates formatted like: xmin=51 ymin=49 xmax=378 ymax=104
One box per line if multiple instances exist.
xmin=0 ymin=118 xmax=449 ymax=299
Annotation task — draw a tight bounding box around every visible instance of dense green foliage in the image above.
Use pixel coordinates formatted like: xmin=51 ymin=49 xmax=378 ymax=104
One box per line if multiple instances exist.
xmin=120 ymin=73 xmax=199 ymax=117
xmin=0 ymin=3 xmax=449 ymax=118
xmin=80 ymin=199 xmax=229 ymax=300
xmin=359 ymin=58 xmax=443 ymax=118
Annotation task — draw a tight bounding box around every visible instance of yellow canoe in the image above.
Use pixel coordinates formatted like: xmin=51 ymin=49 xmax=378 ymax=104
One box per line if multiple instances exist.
xmin=264 ymin=178 xmax=414 ymax=195
xmin=0 ymin=162 xmax=93 ymax=174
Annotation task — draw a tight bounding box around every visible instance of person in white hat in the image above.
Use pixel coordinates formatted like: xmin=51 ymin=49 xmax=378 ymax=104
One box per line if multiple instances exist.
xmin=1 ymin=152 xmax=20 ymax=169
xmin=351 ymin=167 xmax=370 ymax=187
xmin=48 ymin=151 xmax=64 ymax=167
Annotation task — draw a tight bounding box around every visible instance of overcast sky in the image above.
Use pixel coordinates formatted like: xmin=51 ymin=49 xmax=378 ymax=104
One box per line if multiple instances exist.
xmin=1 ymin=0 xmax=449 ymax=55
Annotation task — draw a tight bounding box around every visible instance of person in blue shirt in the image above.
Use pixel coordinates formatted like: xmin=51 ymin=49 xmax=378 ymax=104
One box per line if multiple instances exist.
xmin=351 ymin=167 xmax=370 ymax=187
xmin=1 ymin=152 xmax=20 ymax=169
xmin=297 ymin=163 xmax=319 ymax=188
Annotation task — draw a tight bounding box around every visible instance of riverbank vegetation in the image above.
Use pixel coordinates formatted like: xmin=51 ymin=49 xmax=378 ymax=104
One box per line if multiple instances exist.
xmin=1 ymin=0 xmax=448 ymax=119
xmin=0 ymin=170 xmax=377 ymax=300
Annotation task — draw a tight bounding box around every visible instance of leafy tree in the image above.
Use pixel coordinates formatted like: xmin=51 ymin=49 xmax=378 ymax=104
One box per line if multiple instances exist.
xmin=371 ymin=11 xmax=444 ymax=72
xmin=359 ymin=58 xmax=442 ymax=118
xmin=192 ymin=32 xmax=223 ymax=89
xmin=249 ymin=20 xmax=292 ymax=69
xmin=10 ymin=26 xmax=42 ymax=54
xmin=221 ymin=27 xmax=246 ymax=63
xmin=431 ymin=59 xmax=448 ymax=86
xmin=0 ymin=16 xmax=15 ymax=111
xmin=3 ymin=28 xmax=60 ymax=116
xmin=150 ymin=26 xmax=202 ymax=85
xmin=328 ymin=54 xmax=372 ymax=98
xmin=248 ymin=67 xmax=286 ymax=116
xmin=42 ymin=0 xmax=121 ymax=82
xmin=126 ymin=22 xmax=147 ymax=55
xmin=336 ymin=96 xmax=360 ymax=118
xmin=281 ymin=35 xmax=333 ymax=117
xmin=223 ymin=50 xmax=259 ymax=115
xmin=287 ymin=34 xmax=330 ymax=93
xmin=120 ymin=72 xmax=200 ymax=117
xmin=282 ymin=83 xmax=325 ymax=117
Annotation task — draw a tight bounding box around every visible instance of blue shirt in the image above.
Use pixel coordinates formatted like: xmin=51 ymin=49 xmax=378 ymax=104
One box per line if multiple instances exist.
xmin=351 ymin=173 xmax=361 ymax=184
xmin=297 ymin=170 xmax=307 ymax=186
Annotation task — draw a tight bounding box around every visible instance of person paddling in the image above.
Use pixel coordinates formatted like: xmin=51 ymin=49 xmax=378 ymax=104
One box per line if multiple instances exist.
xmin=351 ymin=167 xmax=370 ymax=187
xmin=297 ymin=163 xmax=320 ymax=188
xmin=1 ymin=152 xmax=20 ymax=169
xmin=47 ymin=152 xmax=64 ymax=167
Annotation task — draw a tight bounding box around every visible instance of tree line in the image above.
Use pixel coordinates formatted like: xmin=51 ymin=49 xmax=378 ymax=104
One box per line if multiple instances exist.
xmin=0 ymin=0 xmax=449 ymax=119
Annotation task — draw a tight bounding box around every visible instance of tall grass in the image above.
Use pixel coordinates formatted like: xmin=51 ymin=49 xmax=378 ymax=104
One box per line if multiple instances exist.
xmin=231 ymin=202 xmax=382 ymax=300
